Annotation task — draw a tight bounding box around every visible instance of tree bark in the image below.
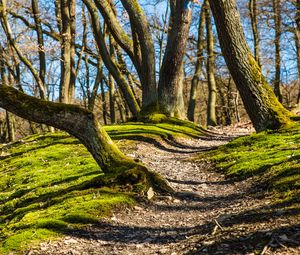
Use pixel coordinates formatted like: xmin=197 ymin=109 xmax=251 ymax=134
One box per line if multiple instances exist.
xmin=32 ymin=0 xmax=46 ymax=86
xmin=272 ymin=0 xmax=283 ymax=103
xmin=249 ymin=0 xmax=261 ymax=66
xmin=208 ymin=0 xmax=291 ymax=132
xmin=158 ymin=0 xmax=192 ymax=118
xmin=187 ymin=4 xmax=205 ymax=122
xmin=206 ymin=3 xmax=217 ymax=126
xmin=120 ymin=0 xmax=158 ymax=111
xmin=59 ymin=0 xmax=76 ymax=104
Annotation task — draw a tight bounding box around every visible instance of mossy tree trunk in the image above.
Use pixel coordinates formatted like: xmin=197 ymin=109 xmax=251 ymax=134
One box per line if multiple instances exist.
xmin=158 ymin=0 xmax=193 ymax=118
xmin=208 ymin=0 xmax=291 ymax=132
xmin=205 ymin=3 xmax=217 ymax=127
xmin=0 ymin=85 xmax=136 ymax=173
xmin=0 ymin=85 xmax=173 ymax=193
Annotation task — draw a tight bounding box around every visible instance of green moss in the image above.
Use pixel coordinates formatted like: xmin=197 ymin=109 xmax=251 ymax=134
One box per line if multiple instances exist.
xmin=0 ymin=133 xmax=134 ymax=254
xmin=0 ymin=120 xmax=204 ymax=253
xmin=200 ymin=123 xmax=300 ymax=204
xmin=105 ymin=118 xmax=206 ymax=140
xmin=247 ymin=55 xmax=292 ymax=131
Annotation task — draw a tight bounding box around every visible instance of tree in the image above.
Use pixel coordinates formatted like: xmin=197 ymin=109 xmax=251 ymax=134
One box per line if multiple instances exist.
xmin=208 ymin=0 xmax=291 ymax=132
xmin=273 ymin=0 xmax=283 ymax=103
xmin=205 ymin=2 xmax=217 ymax=126
xmin=249 ymin=0 xmax=261 ymax=66
xmin=0 ymin=84 xmax=172 ymax=193
xmin=187 ymin=3 xmax=206 ymax=122
xmin=90 ymin=0 xmax=193 ymax=118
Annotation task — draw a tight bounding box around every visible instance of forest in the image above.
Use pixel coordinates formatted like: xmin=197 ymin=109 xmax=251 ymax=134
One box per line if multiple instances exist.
xmin=0 ymin=0 xmax=300 ymax=254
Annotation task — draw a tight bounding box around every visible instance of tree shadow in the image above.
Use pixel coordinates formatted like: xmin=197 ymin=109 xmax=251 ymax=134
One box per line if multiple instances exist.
xmin=35 ymin=178 xmax=300 ymax=254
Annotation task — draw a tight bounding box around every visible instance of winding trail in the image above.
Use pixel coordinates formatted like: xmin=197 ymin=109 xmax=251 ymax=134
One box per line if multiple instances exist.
xmin=28 ymin=131 xmax=300 ymax=255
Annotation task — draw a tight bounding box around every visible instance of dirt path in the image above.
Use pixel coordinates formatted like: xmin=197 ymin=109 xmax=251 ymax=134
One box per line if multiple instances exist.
xmin=28 ymin=132 xmax=300 ymax=255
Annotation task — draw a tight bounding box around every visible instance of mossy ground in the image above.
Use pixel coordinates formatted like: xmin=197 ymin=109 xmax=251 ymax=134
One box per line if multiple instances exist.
xmin=201 ymin=122 xmax=300 ymax=204
xmin=105 ymin=115 xmax=206 ymax=140
xmin=0 ymin=133 xmax=135 ymax=254
xmin=0 ymin=119 xmax=203 ymax=254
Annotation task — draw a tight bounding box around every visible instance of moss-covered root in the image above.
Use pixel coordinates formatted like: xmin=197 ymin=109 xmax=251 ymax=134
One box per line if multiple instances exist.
xmin=115 ymin=165 xmax=174 ymax=196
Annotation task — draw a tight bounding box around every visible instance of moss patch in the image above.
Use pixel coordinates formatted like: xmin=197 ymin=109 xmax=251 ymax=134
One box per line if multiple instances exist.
xmin=199 ymin=123 xmax=300 ymax=203
xmin=0 ymin=133 xmax=134 ymax=254
xmin=105 ymin=117 xmax=206 ymax=140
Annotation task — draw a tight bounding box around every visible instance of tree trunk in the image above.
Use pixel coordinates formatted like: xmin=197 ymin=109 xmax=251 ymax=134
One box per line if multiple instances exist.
xmin=59 ymin=0 xmax=76 ymax=104
xmin=187 ymin=4 xmax=205 ymax=122
xmin=158 ymin=0 xmax=192 ymax=118
xmin=100 ymin=79 xmax=108 ymax=125
xmin=120 ymin=0 xmax=158 ymax=111
xmin=249 ymin=0 xmax=261 ymax=66
xmin=32 ymin=0 xmax=46 ymax=86
xmin=5 ymin=110 xmax=15 ymax=142
xmin=272 ymin=0 xmax=283 ymax=103
xmin=83 ymin=0 xmax=140 ymax=117
xmin=0 ymin=85 xmax=134 ymax=172
xmin=206 ymin=3 xmax=217 ymax=126
xmin=208 ymin=0 xmax=291 ymax=132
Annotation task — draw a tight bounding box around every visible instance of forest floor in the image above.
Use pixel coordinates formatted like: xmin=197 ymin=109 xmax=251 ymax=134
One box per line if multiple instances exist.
xmin=27 ymin=125 xmax=300 ymax=255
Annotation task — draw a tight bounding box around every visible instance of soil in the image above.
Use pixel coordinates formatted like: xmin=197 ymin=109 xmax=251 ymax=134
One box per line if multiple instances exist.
xmin=27 ymin=126 xmax=300 ymax=255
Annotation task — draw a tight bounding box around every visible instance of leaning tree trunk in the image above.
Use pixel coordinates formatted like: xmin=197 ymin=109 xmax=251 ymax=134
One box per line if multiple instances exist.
xmin=208 ymin=0 xmax=291 ymax=132
xmin=0 ymin=85 xmax=173 ymax=194
xmin=0 ymin=85 xmax=134 ymax=173
xmin=158 ymin=0 xmax=193 ymax=118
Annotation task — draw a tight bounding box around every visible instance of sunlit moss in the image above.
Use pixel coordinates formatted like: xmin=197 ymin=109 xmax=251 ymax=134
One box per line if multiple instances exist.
xmin=201 ymin=123 xmax=300 ymax=203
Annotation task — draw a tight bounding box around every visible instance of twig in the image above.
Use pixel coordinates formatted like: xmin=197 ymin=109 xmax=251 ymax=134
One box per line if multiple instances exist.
xmin=214 ymin=219 xmax=224 ymax=231
xmin=212 ymin=219 xmax=224 ymax=235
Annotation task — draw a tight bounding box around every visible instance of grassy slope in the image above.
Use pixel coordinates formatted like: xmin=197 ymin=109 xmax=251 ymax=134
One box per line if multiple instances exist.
xmin=0 ymin=120 xmax=205 ymax=254
xmin=202 ymin=123 xmax=300 ymax=203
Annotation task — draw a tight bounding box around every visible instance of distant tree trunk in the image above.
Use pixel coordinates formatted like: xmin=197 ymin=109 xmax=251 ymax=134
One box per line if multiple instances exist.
xmin=249 ymin=0 xmax=261 ymax=66
xmin=100 ymin=79 xmax=108 ymax=125
xmin=108 ymin=35 xmax=116 ymax=123
xmin=187 ymin=4 xmax=206 ymax=122
xmin=272 ymin=0 xmax=283 ymax=103
xmin=208 ymin=0 xmax=291 ymax=132
xmin=5 ymin=111 xmax=15 ymax=142
xmin=206 ymin=3 xmax=217 ymax=126
xmin=0 ymin=0 xmax=46 ymax=99
xmin=59 ymin=0 xmax=76 ymax=104
xmin=109 ymin=79 xmax=116 ymax=124
xmin=158 ymin=1 xmax=193 ymax=118
xmin=32 ymin=0 xmax=46 ymax=86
